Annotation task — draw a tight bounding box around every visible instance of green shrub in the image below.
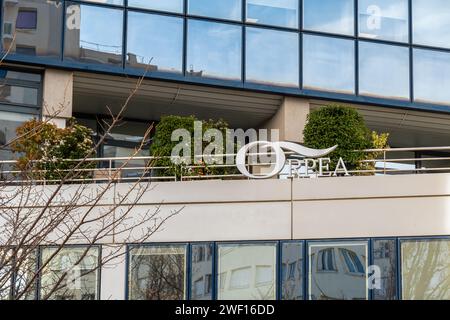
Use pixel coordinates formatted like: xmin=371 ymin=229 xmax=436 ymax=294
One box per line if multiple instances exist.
xmin=11 ymin=118 xmax=95 ymax=181
xmin=151 ymin=115 xmax=238 ymax=178
xmin=303 ymin=105 xmax=373 ymax=170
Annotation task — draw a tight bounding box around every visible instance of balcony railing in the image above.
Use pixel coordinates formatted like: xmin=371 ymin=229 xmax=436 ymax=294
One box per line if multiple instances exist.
xmin=0 ymin=146 xmax=450 ymax=184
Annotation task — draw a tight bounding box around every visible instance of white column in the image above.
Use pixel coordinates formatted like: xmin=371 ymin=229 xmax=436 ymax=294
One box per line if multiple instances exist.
xmin=100 ymin=245 xmax=127 ymax=300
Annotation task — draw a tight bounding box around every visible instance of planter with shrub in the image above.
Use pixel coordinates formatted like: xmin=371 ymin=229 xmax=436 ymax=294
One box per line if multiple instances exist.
xmin=303 ymin=104 xmax=389 ymax=173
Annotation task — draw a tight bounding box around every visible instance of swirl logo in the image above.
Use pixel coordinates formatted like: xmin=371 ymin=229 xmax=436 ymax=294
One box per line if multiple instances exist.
xmin=236 ymin=141 xmax=338 ymax=179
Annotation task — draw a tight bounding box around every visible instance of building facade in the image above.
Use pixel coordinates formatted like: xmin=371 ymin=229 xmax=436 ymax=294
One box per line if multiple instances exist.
xmin=0 ymin=0 xmax=450 ymax=300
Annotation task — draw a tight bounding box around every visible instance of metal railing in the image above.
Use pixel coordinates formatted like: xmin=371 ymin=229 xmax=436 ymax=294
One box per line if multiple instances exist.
xmin=0 ymin=146 xmax=449 ymax=184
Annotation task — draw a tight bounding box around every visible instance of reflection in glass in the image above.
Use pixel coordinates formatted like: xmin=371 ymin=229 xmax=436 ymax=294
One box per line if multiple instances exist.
xmin=358 ymin=0 xmax=408 ymax=42
xmin=187 ymin=20 xmax=242 ymax=81
xmin=359 ymin=42 xmax=409 ymax=100
xmin=373 ymin=239 xmax=397 ymax=300
xmin=128 ymin=0 xmax=183 ymax=13
xmin=303 ymin=0 xmax=354 ymax=35
xmin=0 ymin=248 xmax=12 ymax=300
xmin=40 ymin=247 xmax=99 ymax=300
xmin=127 ymin=12 xmax=183 ymax=73
xmin=0 ymin=85 xmax=38 ymax=106
xmin=281 ymin=242 xmax=303 ymax=300
xmin=0 ymin=112 xmax=34 ymax=179
xmin=0 ymin=248 xmax=38 ymax=300
xmin=413 ymin=0 xmax=450 ymax=49
xmin=303 ymin=34 xmax=355 ymax=94
xmin=246 ymin=27 xmax=299 ymax=87
xmin=217 ymin=244 xmax=276 ymax=300
xmin=401 ymin=240 xmax=450 ymax=300
xmin=129 ymin=246 xmax=186 ymax=300
xmin=1 ymin=0 xmax=63 ymax=58
xmin=308 ymin=242 xmax=368 ymax=300
xmin=246 ymin=0 xmax=299 ymax=28
xmin=191 ymin=243 xmax=213 ymax=300
xmin=64 ymin=3 xmax=123 ymax=66
xmin=83 ymin=0 xmax=123 ymax=5
xmin=188 ymin=0 xmax=242 ymax=21
xmin=413 ymin=49 xmax=450 ymax=105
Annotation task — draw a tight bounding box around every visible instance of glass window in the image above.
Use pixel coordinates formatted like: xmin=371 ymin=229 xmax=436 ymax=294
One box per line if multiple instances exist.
xmin=359 ymin=42 xmax=410 ymax=100
xmin=413 ymin=49 xmax=450 ymax=105
xmin=217 ymin=243 xmax=276 ymax=300
xmin=0 ymin=248 xmax=38 ymax=300
xmin=82 ymin=0 xmax=123 ymax=5
xmin=188 ymin=0 xmax=242 ymax=21
xmin=128 ymin=0 xmax=184 ymax=13
xmin=191 ymin=243 xmax=213 ymax=300
xmin=303 ymin=0 xmax=354 ymax=36
xmin=64 ymin=3 xmax=123 ymax=66
xmin=372 ymin=239 xmax=397 ymax=300
xmin=40 ymin=247 xmax=99 ymax=300
xmin=246 ymin=27 xmax=299 ymax=87
xmin=308 ymin=241 xmax=368 ymax=300
xmin=358 ymin=0 xmax=408 ymax=42
xmin=401 ymin=239 xmax=450 ymax=300
xmin=16 ymin=10 xmax=37 ymax=29
xmin=0 ymin=112 xmax=34 ymax=173
xmin=128 ymin=245 xmax=187 ymax=300
xmin=413 ymin=0 xmax=450 ymax=49
xmin=0 ymin=85 xmax=38 ymax=106
xmin=126 ymin=12 xmax=183 ymax=73
xmin=281 ymin=242 xmax=303 ymax=300
xmin=246 ymin=0 xmax=299 ymax=28
xmin=0 ymin=70 xmax=41 ymax=82
xmin=303 ymin=34 xmax=355 ymax=94
xmin=1 ymin=0 xmax=63 ymax=58
xmin=187 ymin=20 xmax=242 ymax=81
xmin=13 ymin=250 xmax=38 ymax=300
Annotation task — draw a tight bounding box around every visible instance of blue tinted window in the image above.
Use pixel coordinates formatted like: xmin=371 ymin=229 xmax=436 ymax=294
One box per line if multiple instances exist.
xmin=303 ymin=34 xmax=355 ymax=94
xmin=1 ymin=0 xmax=63 ymax=59
xmin=82 ymin=0 xmax=123 ymax=5
xmin=128 ymin=0 xmax=184 ymax=13
xmin=359 ymin=42 xmax=410 ymax=100
xmin=246 ymin=27 xmax=299 ymax=87
xmin=281 ymin=242 xmax=303 ymax=300
xmin=414 ymin=49 xmax=450 ymax=105
xmin=187 ymin=20 xmax=242 ymax=81
xmin=413 ymin=0 xmax=450 ymax=49
xmin=64 ymin=3 xmax=123 ymax=66
xmin=191 ymin=243 xmax=213 ymax=300
xmin=358 ymin=0 xmax=409 ymax=42
xmin=304 ymin=0 xmax=354 ymax=35
xmin=309 ymin=242 xmax=368 ymax=300
xmin=188 ymin=0 xmax=242 ymax=21
xmin=373 ymin=239 xmax=397 ymax=300
xmin=246 ymin=0 xmax=299 ymax=28
xmin=127 ymin=12 xmax=183 ymax=73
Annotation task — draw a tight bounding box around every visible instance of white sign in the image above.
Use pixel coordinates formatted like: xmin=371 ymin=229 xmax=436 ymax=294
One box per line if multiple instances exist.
xmin=236 ymin=141 xmax=349 ymax=179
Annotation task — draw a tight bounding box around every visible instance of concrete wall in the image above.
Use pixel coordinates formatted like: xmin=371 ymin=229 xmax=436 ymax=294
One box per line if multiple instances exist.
xmin=263 ymin=97 xmax=310 ymax=143
xmin=42 ymin=69 xmax=73 ymax=128
xmin=4 ymin=174 xmax=450 ymax=299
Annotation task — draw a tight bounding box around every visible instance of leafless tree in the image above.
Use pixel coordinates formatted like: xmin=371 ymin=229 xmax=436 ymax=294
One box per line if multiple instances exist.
xmin=0 ymin=52 xmax=183 ymax=300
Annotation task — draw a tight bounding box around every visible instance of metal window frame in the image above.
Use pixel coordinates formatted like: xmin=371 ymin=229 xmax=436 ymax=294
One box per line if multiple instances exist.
xmin=122 ymin=235 xmax=449 ymax=301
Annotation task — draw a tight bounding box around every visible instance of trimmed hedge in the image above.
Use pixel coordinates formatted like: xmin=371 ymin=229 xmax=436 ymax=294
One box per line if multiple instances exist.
xmin=303 ymin=105 xmax=373 ymax=169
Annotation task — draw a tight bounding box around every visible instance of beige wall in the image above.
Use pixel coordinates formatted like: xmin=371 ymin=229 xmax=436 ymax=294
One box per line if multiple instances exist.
xmin=263 ymin=97 xmax=310 ymax=143
xmin=7 ymin=174 xmax=450 ymax=243
xmin=42 ymin=69 xmax=74 ymax=128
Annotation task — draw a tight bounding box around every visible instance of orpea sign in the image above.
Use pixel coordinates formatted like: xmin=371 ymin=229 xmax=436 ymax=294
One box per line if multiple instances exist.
xmin=236 ymin=141 xmax=349 ymax=179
